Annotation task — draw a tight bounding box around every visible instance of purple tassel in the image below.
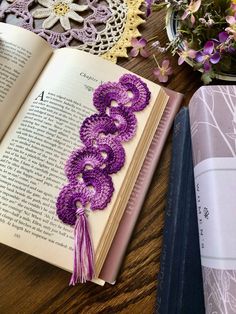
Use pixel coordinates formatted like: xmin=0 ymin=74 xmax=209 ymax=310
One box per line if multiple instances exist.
xmin=69 ymin=208 xmax=94 ymax=285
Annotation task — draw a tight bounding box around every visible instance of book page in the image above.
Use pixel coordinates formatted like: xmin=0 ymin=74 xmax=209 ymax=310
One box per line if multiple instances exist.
xmin=0 ymin=23 xmax=52 ymax=139
xmin=0 ymin=49 xmax=162 ymax=273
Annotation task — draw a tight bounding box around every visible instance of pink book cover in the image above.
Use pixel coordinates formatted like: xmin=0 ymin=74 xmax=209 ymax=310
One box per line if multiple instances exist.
xmin=189 ymin=86 xmax=236 ymax=314
xmin=99 ymin=88 xmax=183 ymax=284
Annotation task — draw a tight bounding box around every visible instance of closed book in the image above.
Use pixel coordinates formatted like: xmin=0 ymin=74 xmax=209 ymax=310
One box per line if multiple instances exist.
xmin=156 ymin=107 xmax=205 ymax=314
xmin=189 ymin=86 xmax=236 ymax=313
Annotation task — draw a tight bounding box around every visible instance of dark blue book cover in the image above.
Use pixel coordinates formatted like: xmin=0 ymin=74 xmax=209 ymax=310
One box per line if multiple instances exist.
xmin=155 ymin=107 xmax=205 ymax=314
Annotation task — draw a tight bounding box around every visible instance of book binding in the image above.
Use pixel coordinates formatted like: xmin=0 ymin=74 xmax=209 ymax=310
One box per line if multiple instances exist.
xmin=156 ymin=107 xmax=205 ymax=314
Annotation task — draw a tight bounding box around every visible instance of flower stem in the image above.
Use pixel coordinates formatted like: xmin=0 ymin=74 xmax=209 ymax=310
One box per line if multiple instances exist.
xmin=153 ymin=54 xmax=160 ymax=68
xmin=147 ymin=35 xmax=159 ymax=43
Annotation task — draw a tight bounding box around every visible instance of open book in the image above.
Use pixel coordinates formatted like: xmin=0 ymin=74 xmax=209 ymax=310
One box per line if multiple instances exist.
xmin=0 ymin=22 xmax=169 ymax=284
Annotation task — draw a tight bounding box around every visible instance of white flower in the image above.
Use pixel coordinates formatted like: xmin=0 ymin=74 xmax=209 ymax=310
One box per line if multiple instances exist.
xmin=32 ymin=0 xmax=88 ymax=31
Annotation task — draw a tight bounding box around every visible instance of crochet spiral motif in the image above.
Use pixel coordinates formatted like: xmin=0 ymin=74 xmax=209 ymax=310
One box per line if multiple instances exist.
xmin=56 ymin=73 xmax=151 ymax=284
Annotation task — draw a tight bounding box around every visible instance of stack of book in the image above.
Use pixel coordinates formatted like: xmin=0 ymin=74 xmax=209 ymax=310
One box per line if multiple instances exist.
xmin=157 ymin=87 xmax=236 ymax=313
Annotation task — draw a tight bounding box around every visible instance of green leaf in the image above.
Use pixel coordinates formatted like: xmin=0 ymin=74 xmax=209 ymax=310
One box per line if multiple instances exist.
xmin=201 ymin=72 xmax=213 ymax=85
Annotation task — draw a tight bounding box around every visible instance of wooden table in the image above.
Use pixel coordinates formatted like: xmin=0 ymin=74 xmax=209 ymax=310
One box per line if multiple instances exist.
xmin=0 ymin=8 xmax=202 ymax=314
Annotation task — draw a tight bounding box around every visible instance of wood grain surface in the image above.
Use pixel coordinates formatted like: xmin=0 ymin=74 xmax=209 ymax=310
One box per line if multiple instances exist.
xmin=0 ymin=8 xmax=203 ymax=314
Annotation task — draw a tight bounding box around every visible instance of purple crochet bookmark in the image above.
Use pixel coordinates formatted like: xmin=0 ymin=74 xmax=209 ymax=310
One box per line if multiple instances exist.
xmin=56 ymin=74 xmax=151 ymax=285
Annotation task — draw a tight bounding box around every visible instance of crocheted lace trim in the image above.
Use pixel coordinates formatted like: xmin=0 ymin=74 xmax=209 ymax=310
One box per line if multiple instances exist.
xmin=57 ymin=73 xmax=151 ymax=224
xmin=56 ymin=74 xmax=151 ymax=284
xmin=0 ymin=0 xmax=145 ymax=63
xmin=102 ymin=0 xmax=145 ymax=63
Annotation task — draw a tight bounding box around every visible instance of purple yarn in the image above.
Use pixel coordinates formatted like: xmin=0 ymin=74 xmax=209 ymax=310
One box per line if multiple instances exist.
xmin=80 ymin=114 xmax=117 ymax=146
xmin=96 ymin=135 xmax=125 ymax=174
xmin=93 ymin=82 xmax=129 ymax=114
xmin=55 ymin=73 xmax=151 ymax=284
xmin=109 ymin=106 xmax=137 ymax=142
xmin=56 ymin=182 xmax=91 ymax=226
xmin=69 ymin=211 xmax=94 ymax=285
xmin=119 ymin=74 xmax=151 ymax=112
xmin=65 ymin=147 xmax=103 ymax=183
xmin=0 ymin=0 xmax=112 ymax=49
xmin=83 ymin=169 xmax=114 ymax=210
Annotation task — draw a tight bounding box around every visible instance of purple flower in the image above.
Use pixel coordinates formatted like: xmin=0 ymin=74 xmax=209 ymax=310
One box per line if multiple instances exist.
xmin=178 ymin=47 xmax=197 ymax=65
xmin=213 ymin=32 xmax=236 ymax=54
xmin=153 ymin=59 xmax=173 ymax=83
xmin=218 ymin=31 xmax=229 ymax=43
xmin=226 ymin=15 xmax=236 ymax=40
xmin=212 ymin=32 xmax=228 ymax=47
xmin=130 ymin=38 xmax=149 ymax=58
xmin=181 ymin=0 xmax=201 ymax=25
xmin=195 ymin=41 xmax=221 ymax=72
xmin=145 ymin=0 xmax=153 ymax=17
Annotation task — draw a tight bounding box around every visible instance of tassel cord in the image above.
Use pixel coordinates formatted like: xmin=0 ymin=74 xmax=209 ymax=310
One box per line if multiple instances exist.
xmin=69 ymin=208 xmax=94 ymax=285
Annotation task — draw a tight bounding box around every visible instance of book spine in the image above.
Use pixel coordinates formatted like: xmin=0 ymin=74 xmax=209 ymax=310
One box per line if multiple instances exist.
xmin=156 ymin=107 xmax=205 ymax=314
xmin=99 ymin=90 xmax=183 ymax=283
xmin=156 ymin=107 xmax=189 ymax=313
